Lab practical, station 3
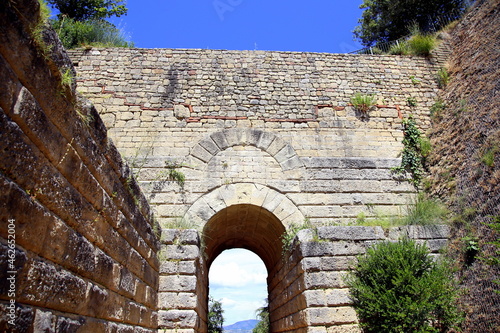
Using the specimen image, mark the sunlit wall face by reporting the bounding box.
[209,249,268,327]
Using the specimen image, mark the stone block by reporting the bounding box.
[300,241,366,257]
[325,288,352,306]
[317,226,385,241]
[198,138,220,156]
[326,325,362,333]
[388,225,450,240]
[304,271,345,289]
[159,275,197,292]
[304,290,326,307]
[158,310,197,329]
[256,131,277,150]
[164,245,200,260]
[307,307,358,325]
[210,131,230,150]
[281,155,305,171]
[319,256,355,271]
[190,144,213,163]
[267,137,287,156]
[158,292,197,309]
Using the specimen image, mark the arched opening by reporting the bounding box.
[203,204,285,271]
[202,204,286,331]
[209,249,268,328]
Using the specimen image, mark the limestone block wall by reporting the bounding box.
[274,225,449,333]
[158,230,207,333]
[0,0,160,331]
[156,225,449,333]
[68,47,448,229]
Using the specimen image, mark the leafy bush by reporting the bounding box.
[52,17,133,49]
[408,33,437,56]
[347,238,462,332]
[350,93,376,113]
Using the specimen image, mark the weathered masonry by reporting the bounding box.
[65,46,451,332]
[0,0,453,331]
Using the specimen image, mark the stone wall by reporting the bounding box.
[0,0,160,331]
[68,45,448,229]
[158,225,449,333]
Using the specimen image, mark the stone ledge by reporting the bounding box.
[317,226,385,241]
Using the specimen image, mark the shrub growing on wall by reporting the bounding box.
[347,238,462,332]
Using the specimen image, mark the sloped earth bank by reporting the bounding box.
[426,0,500,331]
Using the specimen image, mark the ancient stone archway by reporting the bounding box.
[203,203,285,271]
[158,184,306,332]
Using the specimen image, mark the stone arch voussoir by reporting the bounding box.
[182,182,305,231]
[189,128,304,171]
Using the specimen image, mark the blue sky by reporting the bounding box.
[209,249,268,326]
[108,0,365,53]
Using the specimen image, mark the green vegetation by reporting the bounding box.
[52,18,133,49]
[350,93,376,113]
[405,193,448,226]
[388,41,410,55]
[281,219,314,256]
[346,238,462,332]
[392,116,427,188]
[410,75,421,85]
[430,98,446,120]
[407,32,437,56]
[253,301,270,333]
[33,0,53,56]
[437,67,450,88]
[354,0,467,47]
[480,145,498,167]
[356,193,448,228]
[161,218,196,231]
[165,161,186,187]
[208,297,224,333]
[407,96,418,107]
[48,0,127,21]
[60,67,74,87]
[46,0,133,49]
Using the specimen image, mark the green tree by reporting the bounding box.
[354,0,467,47]
[48,0,127,21]
[346,238,462,332]
[208,297,224,333]
[253,300,270,333]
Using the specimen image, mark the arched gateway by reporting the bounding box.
[158,183,305,331]
[68,47,451,332]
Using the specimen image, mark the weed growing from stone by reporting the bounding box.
[437,67,450,88]
[392,116,427,188]
[407,96,418,107]
[281,219,314,257]
[409,75,421,85]
[350,93,376,114]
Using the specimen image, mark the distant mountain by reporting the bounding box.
[223,319,259,332]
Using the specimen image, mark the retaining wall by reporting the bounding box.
[0,0,160,331]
